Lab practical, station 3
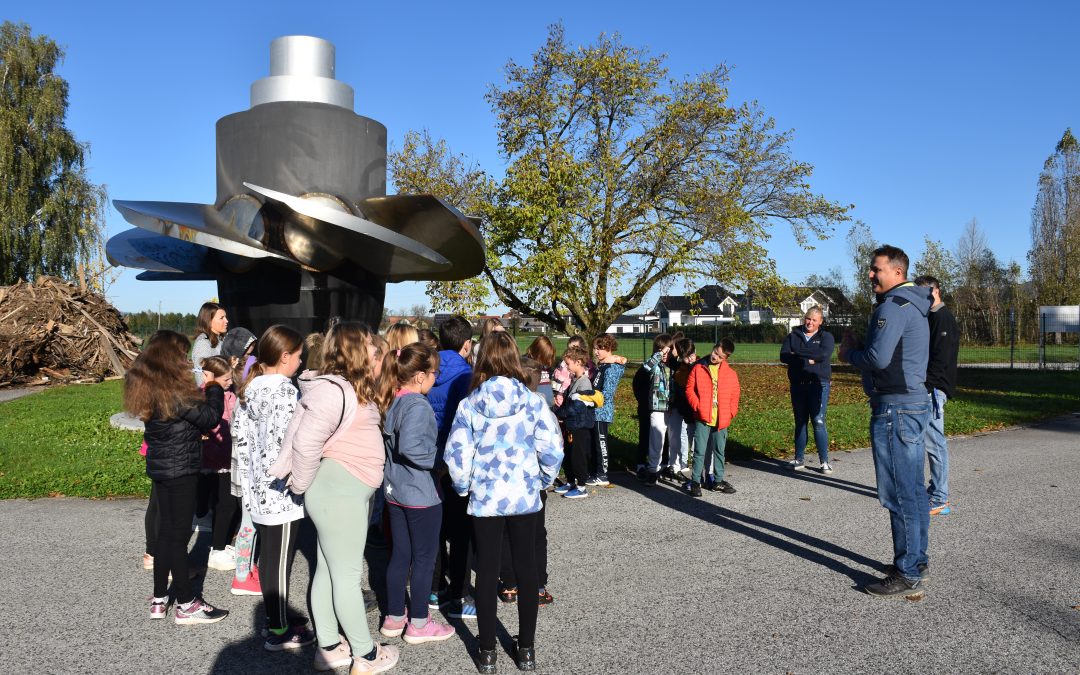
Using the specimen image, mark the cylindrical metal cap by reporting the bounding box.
[251,35,354,110]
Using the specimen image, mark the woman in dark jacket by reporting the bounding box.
[779,306,835,474]
[125,330,229,625]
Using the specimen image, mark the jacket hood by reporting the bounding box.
[244,373,294,402]
[296,370,350,396]
[220,327,257,359]
[472,376,535,420]
[881,282,933,317]
[435,350,471,388]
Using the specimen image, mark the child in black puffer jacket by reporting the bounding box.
[125,329,229,625]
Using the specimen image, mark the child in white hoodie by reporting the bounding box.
[232,325,312,652]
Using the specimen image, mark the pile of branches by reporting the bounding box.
[0,276,142,386]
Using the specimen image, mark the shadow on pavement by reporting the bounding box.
[610,471,881,585]
[732,454,879,499]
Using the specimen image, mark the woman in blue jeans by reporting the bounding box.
[780,306,835,473]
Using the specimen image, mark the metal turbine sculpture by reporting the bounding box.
[107,36,484,334]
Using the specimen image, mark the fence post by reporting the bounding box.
[1039,311,1045,370]
[1009,307,1015,369]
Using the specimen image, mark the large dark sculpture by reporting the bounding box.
[107,36,484,334]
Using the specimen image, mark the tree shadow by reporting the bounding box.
[609,472,881,586]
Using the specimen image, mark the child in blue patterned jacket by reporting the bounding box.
[445,331,564,674]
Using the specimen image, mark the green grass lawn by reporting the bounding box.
[1,367,1077,499]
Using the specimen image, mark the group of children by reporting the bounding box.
[126,310,574,674]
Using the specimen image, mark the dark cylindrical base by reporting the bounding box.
[217,263,385,338]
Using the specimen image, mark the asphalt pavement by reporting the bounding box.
[2,414,1079,674]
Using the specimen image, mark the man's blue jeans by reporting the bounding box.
[925,389,949,507]
[791,380,830,464]
[869,398,931,580]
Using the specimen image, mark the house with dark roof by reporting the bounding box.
[604,312,661,335]
[654,285,743,331]
[654,284,854,329]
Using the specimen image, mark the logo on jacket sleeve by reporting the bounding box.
[877,318,887,329]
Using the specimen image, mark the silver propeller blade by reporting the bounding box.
[106,228,212,273]
[243,182,449,267]
[113,199,293,262]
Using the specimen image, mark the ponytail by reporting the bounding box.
[237,324,303,401]
[376,343,439,415]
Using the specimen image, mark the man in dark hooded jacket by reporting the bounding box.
[841,245,932,599]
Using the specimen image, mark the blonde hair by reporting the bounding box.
[304,333,325,372]
[320,322,379,406]
[385,323,419,352]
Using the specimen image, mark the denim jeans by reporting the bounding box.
[869,398,931,580]
[925,389,949,507]
[791,380,831,464]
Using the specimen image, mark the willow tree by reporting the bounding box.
[1030,128,1080,305]
[0,22,107,287]
[392,25,850,339]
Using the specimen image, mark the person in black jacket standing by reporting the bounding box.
[780,306,836,473]
[125,330,229,625]
[915,276,960,516]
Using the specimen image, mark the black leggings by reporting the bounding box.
[433,474,473,599]
[474,512,540,651]
[205,474,240,551]
[152,474,198,603]
[256,520,302,631]
[500,491,548,588]
[145,482,159,557]
[593,421,610,477]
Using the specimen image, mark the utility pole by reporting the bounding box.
[157,301,162,329]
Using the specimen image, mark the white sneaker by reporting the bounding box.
[788,460,805,471]
[820,462,833,475]
[207,547,236,571]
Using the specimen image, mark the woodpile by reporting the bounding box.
[0,276,142,386]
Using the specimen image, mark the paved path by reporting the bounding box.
[0,387,42,403]
[2,415,1080,674]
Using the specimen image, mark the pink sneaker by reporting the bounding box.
[350,643,399,674]
[379,615,407,638]
[403,618,454,644]
[231,565,261,596]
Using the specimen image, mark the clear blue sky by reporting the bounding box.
[10,1,1079,314]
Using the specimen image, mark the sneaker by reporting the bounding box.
[563,486,589,499]
[208,546,237,571]
[403,618,454,644]
[636,469,658,484]
[350,643,400,674]
[142,553,154,571]
[174,597,229,625]
[264,624,316,651]
[883,563,930,582]
[514,638,536,672]
[260,616,310,638]
[788,459,805,471]
[584,475,609,487]
[149,596,169,620]
[703,477,716,491]
[231,565,262,596]
[538,588,553,605]
[658,466,676,481]
[714,480,736,494]
[686,481,702,497]
[428,590,449,610]
[498,585,518,604]
[446,596,477,620]
[476,648,498,675]
[380,615,407,638]
[553,483,572,495]
[864,572,925,599]
[314,638,352,671]
[820,462,834,475]
[930,502,952,516]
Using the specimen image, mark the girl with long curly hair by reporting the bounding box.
[125,330,229,625]
[269,322,399,672]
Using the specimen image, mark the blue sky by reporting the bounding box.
[9,1,1079,314]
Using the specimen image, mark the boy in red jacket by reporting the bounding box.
[685,338,740,497]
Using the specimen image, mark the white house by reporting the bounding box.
[604,313,661,334]
[655,285,742,331]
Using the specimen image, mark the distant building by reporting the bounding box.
[655,284,854,330]
[604,313,661,334]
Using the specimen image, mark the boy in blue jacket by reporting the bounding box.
[427,315,477,618]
